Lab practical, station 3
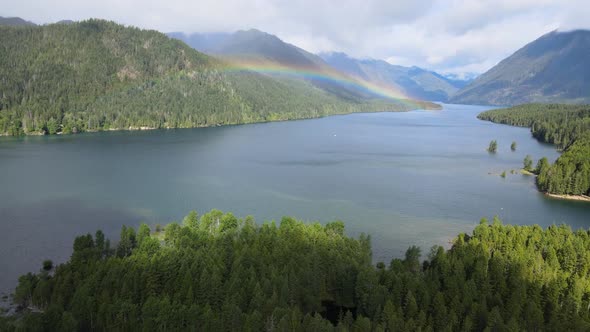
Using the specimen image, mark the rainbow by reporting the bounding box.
[218,59,418,105]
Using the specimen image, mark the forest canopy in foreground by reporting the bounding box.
[2,210,590,331]
[0,20,435,137]
[478,104,590,196]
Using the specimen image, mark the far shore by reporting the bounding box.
[1,105,439,138]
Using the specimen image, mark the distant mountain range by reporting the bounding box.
[0,16,76,26]
[170,29,382,101]
[319,52,467,102]
[6,15,588,108]
[0,16,36,26]
[175,29,590,106]
[442,73,479,88]
[170,31,470,102]
[451,30,590,106]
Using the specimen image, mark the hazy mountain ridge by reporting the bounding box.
[166,31,231,54]
[169,30,465,102]
[319,52,467,102]
[451,30,590,106]
[170,29,381,101]
[0,16,75,26]
[442,73,477,88]
[170,29,324,66]
[0,16,36,26]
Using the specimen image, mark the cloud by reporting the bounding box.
[428,0,559,34]
[1,0,587,76]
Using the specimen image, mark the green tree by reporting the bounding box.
[511,141,517,151]
[524,155,534,171]
[14,273,37,306]
[536,157,550,174]
[116,225,136,257]
[182,210,199,229]
[488,140,498,153]
[46,118,59,135]
[42,260,53,272]
[404,246,421,273]
[137,223,151,246]
[95,230,105,256]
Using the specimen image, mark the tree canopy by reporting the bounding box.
[3,210,590,331]
[478,104,590,150]
[479,104,590,196]
[487,140,497,153]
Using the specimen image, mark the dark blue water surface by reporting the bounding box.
[1,104,588,293]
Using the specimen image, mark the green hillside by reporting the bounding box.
[0,20,429,136]
[451,30,590,106]
[171,29,384,101]
[3,211,590,330]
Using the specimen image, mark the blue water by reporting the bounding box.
[0,103,588,294]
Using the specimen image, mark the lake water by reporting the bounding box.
[1,103,589,294]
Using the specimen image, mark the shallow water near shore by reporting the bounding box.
[0,103,589,294]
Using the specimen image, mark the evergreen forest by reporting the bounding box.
[0,20,434,137]
[478,104,590,196]
[2,210,590,331]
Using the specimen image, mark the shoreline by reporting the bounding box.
[519,169,590,203]
[544,193,590,203]
[0,105,440,138]
[478,110,590,204]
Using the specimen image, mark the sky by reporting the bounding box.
[2,0,589,78]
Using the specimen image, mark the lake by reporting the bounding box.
[1,103,589,294]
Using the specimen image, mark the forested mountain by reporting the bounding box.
[3,211,590,330]
[170,29,326,68]
[0,20,434,136]
[319,52,466,102]
[170,29,378,101]
[0,16,35,26]
[451,30,590,106]
[478,104,590,196]
[169,31,468,102]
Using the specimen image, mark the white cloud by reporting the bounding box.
[1,0,588,77]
